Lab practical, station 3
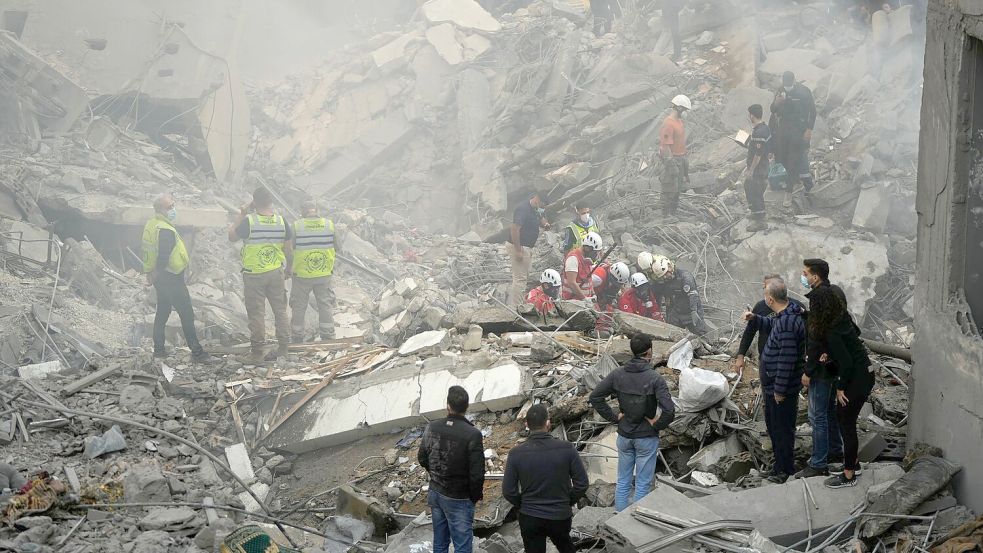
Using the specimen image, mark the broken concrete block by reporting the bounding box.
[687,434,744,472]
[421,306,448,330]
[426,23,464,65]
[463,325,483,351]
[398,330,449,357]
[690,471,721,487]
[857,431,889,462]
[266,358,530,453]
[394,278,419,297]
[224,443,255,482]
[337,485,395,535]
[138,507,198,531]
[238,482,270,514]
[124,463,170,503]
[852,182,893,233]
[412,45,453,106]
[555,300,599,330]
[119,384,155,415]
[602,482,724,551]
[613,312,688,342]
[461,34,491,60]
[378,293,406,319]
[371,32,420,69]
[17,360,64,380]
[583,428,619,484]
[464,149,509,213]
[572,506,616,536]
[546,162,592,187]
[422,0,502,32]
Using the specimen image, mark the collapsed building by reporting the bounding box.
[1,0,981,552]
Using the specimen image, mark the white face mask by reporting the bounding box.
[580,214,591,225]
[784,86,793,93]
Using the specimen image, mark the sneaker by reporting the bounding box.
[828,463,863,476]
[190,350,214,364]
[241,350,266,365]
[767,473,789,484]
[793,466,827,479]
[153,349,168,359]
[824,473,859,489]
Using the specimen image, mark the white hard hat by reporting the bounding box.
[630,272,649,288]
[671,94,692,111]
[540,269,562,287]
[583,231,602,250]
[636,252,654,272]
[651,255,673,281]
[610,262,631,285]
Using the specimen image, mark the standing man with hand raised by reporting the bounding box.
[509,191,550,306]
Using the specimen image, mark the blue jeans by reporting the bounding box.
[615,434,660,512]
[428,489,475,553]
[808,379,843,469]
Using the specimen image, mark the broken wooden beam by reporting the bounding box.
[61,361,124,397]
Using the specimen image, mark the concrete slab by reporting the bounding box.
[266,358,529,453]
[422,0,502,32]
[614,312,689,342]
[398,330,449,356]
[457,69,492,152]
[728,223,889,322]
[2,220,52,263]
[224,443,255,481]
[693,463,905,546]
[583,427,619,484]
[687,434,744,472]
[602,483,725,553]
[17,360,64,380]
[371,32,420,70]
[426,23,463,65]
[852,182,893,232]
[721,87,774,132]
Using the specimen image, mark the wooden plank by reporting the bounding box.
[19,380,73,419]
[61,362,123,397]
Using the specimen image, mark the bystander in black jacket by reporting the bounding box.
[502,432,589,520]
[588,357,675,438]
[418,414,485,502]
[805,281,850,380]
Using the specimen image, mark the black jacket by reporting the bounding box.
[418,414,485,502]
[804,282,850,380]
[588,357,675,438]
[502,432,589,520]
[824,314,873,392]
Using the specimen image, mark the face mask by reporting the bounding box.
[784,86,793,93]
[536,207,545,216]
[644,300,654,308]
[800,274,811,290]
[545,286,559,299]
[580,214,591,225]
[165,207,177,222]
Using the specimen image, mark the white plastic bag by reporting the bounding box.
[675,367,728,412]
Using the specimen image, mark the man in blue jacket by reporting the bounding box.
[588,335,675,511]
[503,404,589,553]
[743,279,806,483]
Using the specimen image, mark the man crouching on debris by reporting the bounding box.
[503,404,589,553]
[142,194,211,363]
[742,279,806,483]
[229,187,293,362]
[419,385,485,553]
[588,335,675,512]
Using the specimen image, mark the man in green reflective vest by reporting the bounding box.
[228,187,293,362]
[289,199,336,343]
[561,204,600,253]
[142,194,211,363]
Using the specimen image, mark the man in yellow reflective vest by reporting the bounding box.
[561,204,600,253]
[228,187,293,362]
[289,199,336,342]
[141,194,211,363]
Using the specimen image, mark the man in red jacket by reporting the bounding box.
[562,232,602,301]
[527,269,561,316]
[618,273,664,321]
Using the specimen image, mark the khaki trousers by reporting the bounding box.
[508,246,533,306]
[243,268,290,351]
[289,275,336,341]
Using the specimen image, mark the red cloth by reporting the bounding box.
[526,287,555,315]
[562,249,594,300]
[618,288,665,321]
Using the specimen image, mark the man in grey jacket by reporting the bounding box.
[589,335,675,511]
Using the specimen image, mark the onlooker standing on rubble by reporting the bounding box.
[503,404,589,553]
[589,335,675,512]
[509,191,551,306]
[562,232,603,301]
[744,104,772,231]
[662,0,685,60]
[228,187,293,362]
[659,95,692,217]
[770,72,817,201]
[289,199,336,343]
[802,258,849,308]
[562,204,600,254]
[733,274,800,373]
[648,255,708,333]
[742,280,806,483]
[142,194,211,363]
[419,386,485,553]
[802,286,874,489]
[590,0,622,36]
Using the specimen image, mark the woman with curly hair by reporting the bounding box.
[806,285,875,489]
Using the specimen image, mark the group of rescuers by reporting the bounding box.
[141,187,337,364]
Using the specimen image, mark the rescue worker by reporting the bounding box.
[659,95,691,217]
[527,269,562,316]
[636,252,655,279]
[618,273,665,321]
[649,255,708,333]
[228,187,293,362]
[289,199,336,343]
[662,0,685,60]
[142,194,211,363]
[562,232,603,301]
[561,205,600,254]
[770,72,817,201]
[744,104,772,232]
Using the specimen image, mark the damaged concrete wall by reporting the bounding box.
[910,0,983,513]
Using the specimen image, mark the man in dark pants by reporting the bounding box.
[503,404,589,553]
[662,0,684,60]
[590,0,622,36]
[770,72,817,200]
[418,386,485,553]
[742,279,806,482]
[141,194,211,363]
[744,104,772,231]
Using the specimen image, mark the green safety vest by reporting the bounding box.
[141,215,189,275]
[241,213,286,274]
[566,221,599,251]
[292,217,336,278]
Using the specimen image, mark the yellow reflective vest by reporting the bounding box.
[141,215,189,275]
[241,213,287,274]
[292,217,336,278]
[566,221,599,251]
